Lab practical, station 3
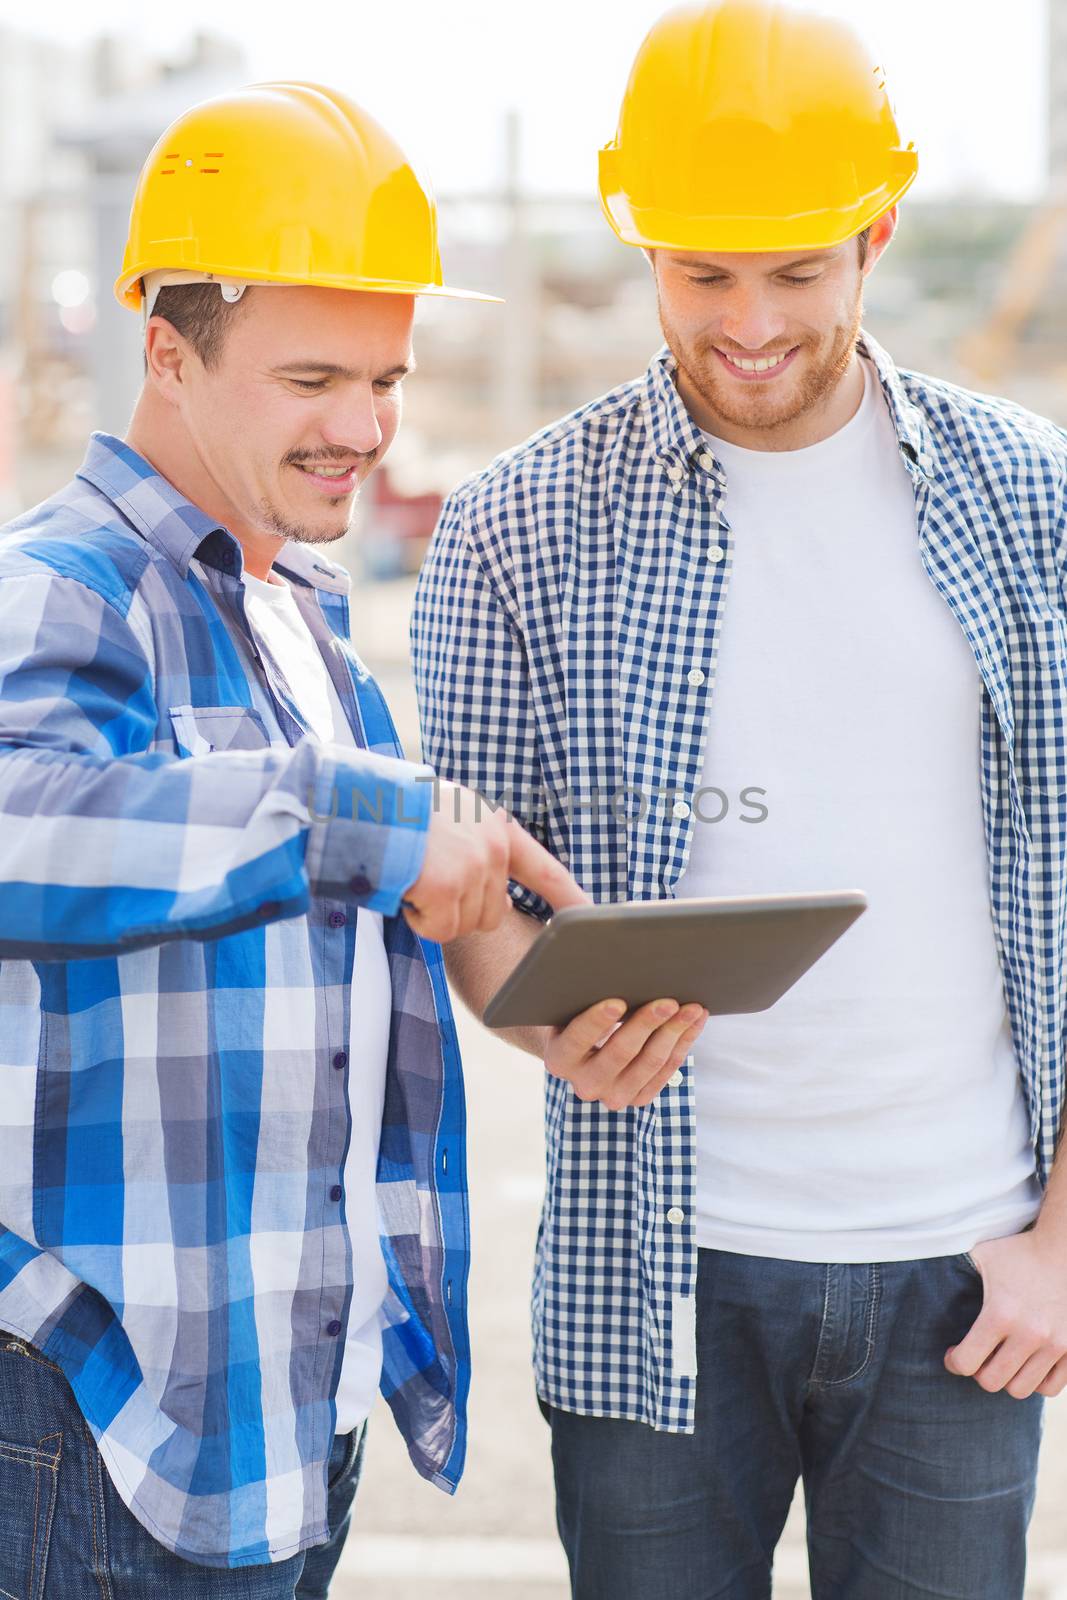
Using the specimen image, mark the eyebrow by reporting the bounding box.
[777,252,841,269]
[270,359,416,380]
[669,251,841,272]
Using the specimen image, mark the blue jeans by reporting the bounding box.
[543,1248,1044,1600]
[0,1331,364,1597]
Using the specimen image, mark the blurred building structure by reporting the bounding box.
[1051,0,1067,180]
[0,27,91,515]
[955,0,1067,402]
[0,29,246,514]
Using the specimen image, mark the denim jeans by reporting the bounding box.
[543,1248,1044,1600]
[0,1331,365,1598]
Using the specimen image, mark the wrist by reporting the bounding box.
[497,1022,551,1059]
[1030,1215,1067,1256]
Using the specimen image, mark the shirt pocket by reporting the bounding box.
[168,704,272,758]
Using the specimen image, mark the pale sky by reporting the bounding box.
[16,0,1052,201]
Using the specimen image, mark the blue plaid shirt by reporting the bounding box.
[412,330,1067,1433]
[0,435,470,1566]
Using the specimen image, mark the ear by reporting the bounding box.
[862,207,898,277]
[143,316,191,402]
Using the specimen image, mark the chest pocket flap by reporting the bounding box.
[169,704,272,757]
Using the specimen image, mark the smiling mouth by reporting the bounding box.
[290,462,361,494]
[715,346,799,379]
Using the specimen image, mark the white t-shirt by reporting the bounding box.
[674,358,1041,1261]
[242,569,391,1431]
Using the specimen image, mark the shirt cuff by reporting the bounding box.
[305,749,434,915]
[507,878,553,924]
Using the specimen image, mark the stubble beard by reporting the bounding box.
[660,283,863,440]
[257,487,360,548]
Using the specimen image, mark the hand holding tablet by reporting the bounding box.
[539,991,712,1111]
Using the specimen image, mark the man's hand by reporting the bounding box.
[402,782,588,942]
[543,996,709,1111]
[945,1231,1067,1399]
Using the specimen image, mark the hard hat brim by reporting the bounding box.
[598,146,918,255]
[116,265,501,311]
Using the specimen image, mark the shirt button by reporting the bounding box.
[686,668,705,687]
[672,800,691,820]
[330,1185,343,1202]
[697,449,716,469]
[332,1051,348,1070]
[667,1070,684,1087]
[667,1207,685,1225]
[349,874,372,896]
[328,910,347,929]
[708,545,725,563]
[326,1320,342,1338]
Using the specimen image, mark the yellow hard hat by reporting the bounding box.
[115,81,497,309]
[599,0,918,254]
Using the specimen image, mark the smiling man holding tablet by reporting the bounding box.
[412,4,1067,1596]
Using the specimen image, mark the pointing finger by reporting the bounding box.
[506,819,589,912]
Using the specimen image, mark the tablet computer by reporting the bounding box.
[482,890,867,1030]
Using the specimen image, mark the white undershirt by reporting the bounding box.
[674,358,1041,1261]
[242,569,391,1431]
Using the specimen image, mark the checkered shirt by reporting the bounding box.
[411,330,1067,1433]
[0,435,470,1565]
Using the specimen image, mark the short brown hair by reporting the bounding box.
[149,282,252,369]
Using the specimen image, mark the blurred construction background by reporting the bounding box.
[3,1,1067,1594]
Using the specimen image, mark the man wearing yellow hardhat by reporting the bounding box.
[0,81,588,1591]
[414,4,1067,1594]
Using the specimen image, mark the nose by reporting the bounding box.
[717,285,788,352]
[320,383,382,457]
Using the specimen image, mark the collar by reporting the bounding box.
[75,432,352,594]
[640,328,937,492]
[641,348,721,492]
[856,329,937,480]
